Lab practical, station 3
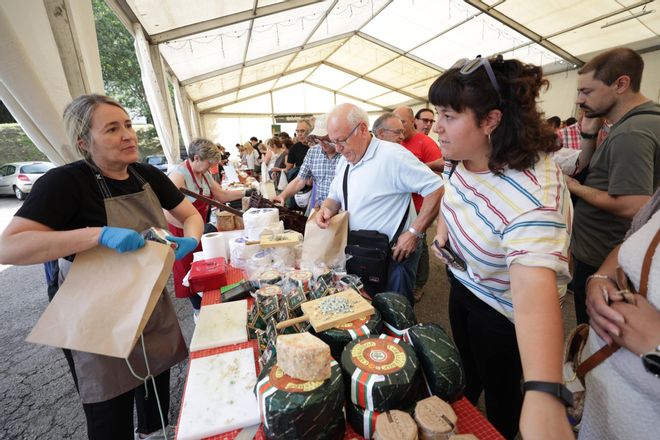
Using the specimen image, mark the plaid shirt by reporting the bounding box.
[297,145,341,202]
[558,123,581,149]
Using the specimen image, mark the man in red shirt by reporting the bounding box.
[394,106,444,301]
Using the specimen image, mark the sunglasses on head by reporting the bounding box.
[451,55,503,104]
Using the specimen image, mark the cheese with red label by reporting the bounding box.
[276,332,332,381]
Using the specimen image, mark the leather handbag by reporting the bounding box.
[563,228,660,427]
[342,165,410,297]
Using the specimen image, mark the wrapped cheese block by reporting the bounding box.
[414,395,457,440]
[372,292,417,337]
[276,332,332,381]
[347,400,381,440]
[341,335,423,412]
[316,309,383,361]
[406,323,465,402]
[374,410,417,440]
[255,360,345,440]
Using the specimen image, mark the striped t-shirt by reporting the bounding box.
[442,152,572,321]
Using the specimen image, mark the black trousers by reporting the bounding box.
[81,369,170,440]
[63,349,170,440]
[570,257,599,325]
[448,277,523,440]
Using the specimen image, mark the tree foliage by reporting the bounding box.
[92,0,151,121]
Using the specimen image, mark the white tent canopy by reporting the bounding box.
[1,0,659,163]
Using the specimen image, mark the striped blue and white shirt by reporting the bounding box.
[443,153,572,321]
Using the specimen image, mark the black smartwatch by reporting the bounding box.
[523,381,574,407]
[580,131,598,139]
[642,345,660,377]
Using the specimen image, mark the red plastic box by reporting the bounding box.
[188,257,227,292]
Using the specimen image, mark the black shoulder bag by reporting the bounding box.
[342,165,410,296]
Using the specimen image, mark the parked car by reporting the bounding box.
[144,154,168,172]
[0,161,54,200]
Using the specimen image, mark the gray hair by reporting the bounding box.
[63,94,126,161]
[346,105,369,127]
[297,118,313,134]
[372,112,399,133]
[188,138,221,162]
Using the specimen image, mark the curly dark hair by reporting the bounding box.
[428,56,559,173]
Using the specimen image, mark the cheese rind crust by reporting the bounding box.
[276,332,332,381]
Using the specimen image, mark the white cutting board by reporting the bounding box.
[177,348,261,440]
[190,300,248,352]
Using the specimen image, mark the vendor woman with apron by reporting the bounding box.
[0,94,203,440]
[165,138,247,321]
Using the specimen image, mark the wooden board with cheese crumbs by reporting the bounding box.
[276,288,374,332]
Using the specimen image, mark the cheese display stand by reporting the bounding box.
[174,208,505,440]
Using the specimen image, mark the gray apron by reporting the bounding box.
[62,164,187,403]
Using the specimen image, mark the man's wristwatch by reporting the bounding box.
[642,345,660,377]
[408,226,425,240]
[522,381,574,407]
[580,131,598,139]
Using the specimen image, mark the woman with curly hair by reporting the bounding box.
[429,56,574,439]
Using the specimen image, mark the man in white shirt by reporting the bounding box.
[317,103,444,303]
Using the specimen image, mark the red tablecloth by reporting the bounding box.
[178,268,504,440]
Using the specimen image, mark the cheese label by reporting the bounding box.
[269,364,324,393]
[336,315,369,330]
[351,339,406,374]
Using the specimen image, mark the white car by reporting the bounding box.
[0,161,54,200]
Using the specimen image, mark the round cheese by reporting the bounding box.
[255,361,345,440]
[341,335,423,412]
[406,323,465,402]
[347,399,415,440]
[372,292,417,337]
[374,410,418,440]
[316,309,383,360]
[414,395,457,440]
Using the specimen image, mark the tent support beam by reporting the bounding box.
[195,63,324,105]
[180,31,355,86]
[323,61,424,102]
[43,0,93,97]
[465,0,583,67]
[151,0,326,44]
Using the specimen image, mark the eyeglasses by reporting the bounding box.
[332,123,361,146]
[416,118,436,124]
[308,135,336,147]
[383,128,405,135]
[452,55,502,103]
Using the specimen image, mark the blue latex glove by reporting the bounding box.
[98,226,145,253]
[166,235,198,260]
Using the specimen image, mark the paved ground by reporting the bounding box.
[0,196,196,439]
[0,195,575,439]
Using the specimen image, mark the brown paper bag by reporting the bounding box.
[301,209,348,267]
[26,242,174,358]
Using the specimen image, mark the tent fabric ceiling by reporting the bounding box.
[118,0,660,115]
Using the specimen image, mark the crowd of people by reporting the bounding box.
[0,46,658,440]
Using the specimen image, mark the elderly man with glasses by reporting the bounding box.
[372,112,405,143]
[394,106,445,301]
[274,114,340,214]
[317,103,444,304]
